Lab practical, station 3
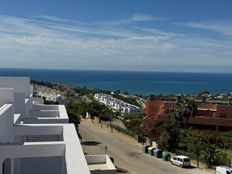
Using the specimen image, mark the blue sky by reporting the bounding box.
[0,0,232,72]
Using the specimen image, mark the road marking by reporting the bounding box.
[178,168,212,174]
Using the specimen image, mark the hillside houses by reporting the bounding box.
[94,93,141,116]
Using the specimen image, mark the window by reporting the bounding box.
[184,158,190,162]
[220,113,227,118]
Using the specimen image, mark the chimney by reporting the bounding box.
[228,97,232,106]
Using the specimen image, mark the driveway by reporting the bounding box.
[80,119,213,174]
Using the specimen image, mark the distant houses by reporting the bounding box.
[33,84,68,106]
[94,93,141,116]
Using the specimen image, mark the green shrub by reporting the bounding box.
[214,151,231,166]
[109,124,137,139]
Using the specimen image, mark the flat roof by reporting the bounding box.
[88,163,110,171]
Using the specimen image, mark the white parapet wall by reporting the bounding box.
[0,104,14,143]
[0,77,32,118]
[32,104,59,110]
[0,141,65,159]
[29,110,59,118]
[14,92,27,117]
[0,88,14,107]
[63,124,91,174]
[0,77,30,98]
[13,124,63,137]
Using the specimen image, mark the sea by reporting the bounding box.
[0,68,232,95]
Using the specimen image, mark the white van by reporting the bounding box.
[216,166,232,174]
[170,155,191,168]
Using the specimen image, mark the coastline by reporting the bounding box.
[1,68,232,95]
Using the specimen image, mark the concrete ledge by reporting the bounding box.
[86,155,106,164]
[29,110,59,117]
[32,104,59,110]
[13,125,63,136]
[0,141,65,159]
[23,118,69,124]
[86,155,117,173]
[63,124,91,174]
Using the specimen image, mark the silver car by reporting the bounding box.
[170,155,191,168]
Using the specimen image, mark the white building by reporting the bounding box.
[0,77,116,174]
[94,93,141,115]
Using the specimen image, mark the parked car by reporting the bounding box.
[216,166,232,174]
[170,155,191,168]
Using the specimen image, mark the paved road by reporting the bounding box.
[80,119,212,174]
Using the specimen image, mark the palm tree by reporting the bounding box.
[167,107,182,123]
[167,107,176,121]
[180,98,197,128]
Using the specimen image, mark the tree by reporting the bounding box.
[220,131,232,152]
[66,107,82,139]
[179,128,204,167]
[123,115,142,135]
[159,121,180,152]
[102,107,114,133]
[165,98,197,128]
[158,106,184,151]
[201,136,217,168]
[166,106,182,125]
[179,98,197,128]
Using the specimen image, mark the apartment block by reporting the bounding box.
[143,98,232,139]
[0,77,116,174]
[94,93,141,115]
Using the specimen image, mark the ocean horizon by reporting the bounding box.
[0,68,232,95]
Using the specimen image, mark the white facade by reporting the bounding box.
[0,77,116,174]
[94,93,141,115]
[32,97,44,105]
[56,94,68,106]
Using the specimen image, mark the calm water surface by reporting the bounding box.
[0,68,231,95]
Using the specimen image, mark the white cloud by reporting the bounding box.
[175,21,232,36]
[97,14,162,26]
[0,15,232,72]
[131,14,158,22]
[36,15,76,23]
